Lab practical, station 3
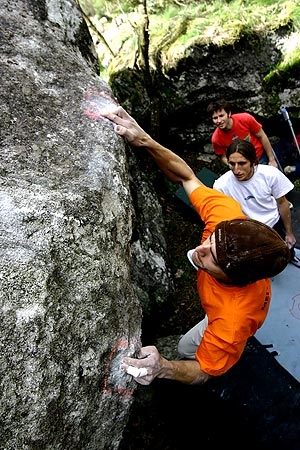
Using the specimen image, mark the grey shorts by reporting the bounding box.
[177,315,208,359]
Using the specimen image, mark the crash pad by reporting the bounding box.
[255,248,300,382]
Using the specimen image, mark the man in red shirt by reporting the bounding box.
[207,99,278,168]
[100,106,289,386]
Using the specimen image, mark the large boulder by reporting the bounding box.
[0,1,173,448]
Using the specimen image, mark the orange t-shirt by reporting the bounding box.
[189,186,272,376]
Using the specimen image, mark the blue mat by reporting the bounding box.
[255,248,300,382]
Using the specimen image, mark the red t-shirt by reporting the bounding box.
[189,186,271,376]
[212,112,264,159]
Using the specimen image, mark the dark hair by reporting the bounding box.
[207,99,232,116]
[226,139,258,165]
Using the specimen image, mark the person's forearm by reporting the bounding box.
[278,202,293,235]
[220,154,228,166]
[257,130,276,163]
[261,138,275,161]
[158,357,211,385]
[100,106,195,184]
[121,345,211,386]
[144,138,195,183]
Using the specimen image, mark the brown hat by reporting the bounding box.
[215,218,290,286]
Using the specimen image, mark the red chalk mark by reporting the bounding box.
[102,338,140,397]
[82,89,119,121]
[290,293,300,319]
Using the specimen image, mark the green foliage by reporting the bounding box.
[263,32,300,90]
[294,178,300,191]
[82,0,300,95]
[85,0,300,46]
[160,5,180,20]
[92,0,140,17]
[90,0,110,17]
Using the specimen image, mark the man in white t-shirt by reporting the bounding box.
[213,139,300,268]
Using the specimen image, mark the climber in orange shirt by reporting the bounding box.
[100,106,290,386]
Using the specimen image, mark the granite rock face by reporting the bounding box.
[0,1,172,448]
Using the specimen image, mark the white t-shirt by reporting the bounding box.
[213,165,294,227]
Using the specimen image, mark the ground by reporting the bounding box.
[119,337,300,450]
